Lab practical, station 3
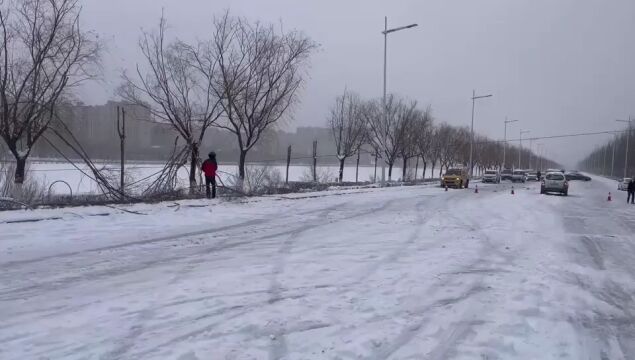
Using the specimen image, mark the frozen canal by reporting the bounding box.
[1,176,634,359]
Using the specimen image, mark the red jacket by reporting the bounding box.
[202,159,218,177]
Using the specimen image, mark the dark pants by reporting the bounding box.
[628,191,634,204]
[205,176,216,199]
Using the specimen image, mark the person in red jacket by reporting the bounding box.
[201,152,218,199]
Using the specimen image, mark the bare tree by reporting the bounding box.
[208,12,318,182]
[399,106,432,181]
[120,15,222,192]
[0,0,100,184]
[363,95,416,180]
[413,106,434,179]
[328,90,366,182]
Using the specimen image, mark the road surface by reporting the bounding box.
[1,177,634,359]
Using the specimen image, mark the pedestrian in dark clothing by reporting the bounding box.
[628,178,635,204]
[202,152,218,199]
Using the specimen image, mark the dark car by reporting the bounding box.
[565,172,591,181]
[501,168,513,181]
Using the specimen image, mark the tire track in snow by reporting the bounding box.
[0,203,350,300]
[367,191,508,359]
[265,197,405,360]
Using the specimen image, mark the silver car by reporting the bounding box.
[482,170,501,183]
[541,172,569,196]
[618,178,631,191]
[511,170,526,183]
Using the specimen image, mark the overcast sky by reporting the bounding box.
[79,0,635,167]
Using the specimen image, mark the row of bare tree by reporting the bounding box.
[328,90,558,182]
[0,0,556,197]
[0,0,317,193]
[120,12,317,191]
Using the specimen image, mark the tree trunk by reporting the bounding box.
[402,156,408,181]
[423,161,428,181]
[239,150,247,180]
[430,161,436,179]
[189,144,199,193]
[388,162,394,181]
[414,157,419,182]
[14,156,26,184]
[339,157,345,182]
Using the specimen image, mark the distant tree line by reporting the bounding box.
[0,0,558,199]
[326,90,559,182]
[579,128,634,178]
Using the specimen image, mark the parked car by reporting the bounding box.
[618,178,631,191]
[526,172,539,181]
[565,172,591,181]
[501,168,513,181]
[441,168,469,188]
[511,170,526,183]
[546,168,565,174]
[482,169,501,183]
[541,171,569,196]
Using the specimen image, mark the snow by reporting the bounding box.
[19,161,433,195]
[1,178,635,359]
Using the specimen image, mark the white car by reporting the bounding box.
[482,170,501,183]
[541,171,569,196]
[618,178,631,191]
[526,172,538,181]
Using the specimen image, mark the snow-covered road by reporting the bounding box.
[1,178,635,359]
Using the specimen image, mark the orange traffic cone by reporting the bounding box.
[607,192,612,201]
[474,184,479,194]
[511,186,515,195]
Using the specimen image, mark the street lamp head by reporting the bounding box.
[473,94,493,100]
[383,23,419,34]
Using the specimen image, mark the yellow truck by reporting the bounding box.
[441,168,469,189]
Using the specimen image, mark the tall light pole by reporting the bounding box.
[528,138,534,170]
[536,143,544,172]
[469,90,493,177]
[611,133,616,178]
[503,118,518,169]
[519,130,530,169]
[616,117,632,178]
[382,17,417,181]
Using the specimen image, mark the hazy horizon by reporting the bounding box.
[78,0,635,168]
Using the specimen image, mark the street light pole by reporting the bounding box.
[528,138,534,170]
[469,90,492,178]
[536,143,544,172]
[503,118,518,169]
[611,133,616,178]
[519,130,530,169]
[381,17,417,182]
[616,117,632,178]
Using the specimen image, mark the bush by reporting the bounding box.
[0,162,45,207]
[300,166,336,183]
[228,165,284,195]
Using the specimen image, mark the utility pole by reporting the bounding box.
[503,118,518,169]
[528,138,534,169]
[519,130,530,169]
[312,140,318,182]
[469,90,492,178]
[382,17,417,182]
[611,133,616,178]
[616,117,632,178]
[116,106,126,197]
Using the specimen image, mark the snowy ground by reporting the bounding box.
[17,161,428,195]
[1,176,635,359]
